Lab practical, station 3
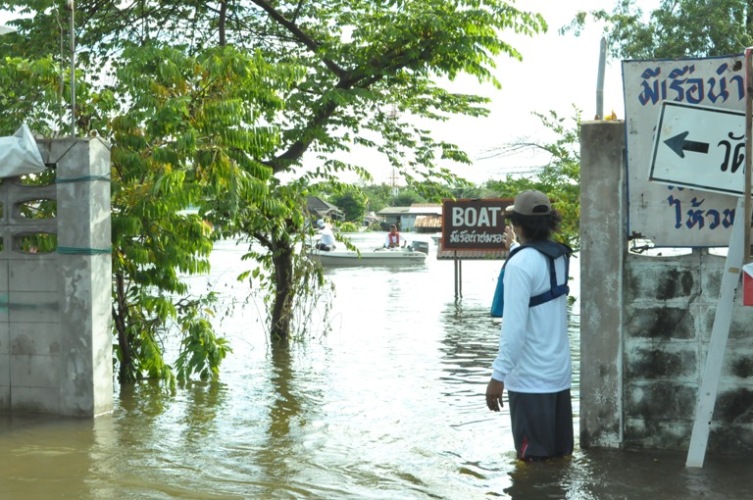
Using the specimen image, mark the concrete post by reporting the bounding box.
[579,121,626,448]
[0,137,112,418]
[55,138,113,417]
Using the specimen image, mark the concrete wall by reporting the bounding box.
[580,121,753,454]
[0,137,113,418]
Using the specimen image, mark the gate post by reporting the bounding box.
[579,121,626,448]
[55,138,113,417]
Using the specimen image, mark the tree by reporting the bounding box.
[330,188,368,224]
[393,189,426,207]
[361,184,395,213]
[0,0,548,376]
[108,45,293,382]
[230,2,547,342]
[565,0,753,59]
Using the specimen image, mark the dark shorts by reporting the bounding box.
[508,389,574,461]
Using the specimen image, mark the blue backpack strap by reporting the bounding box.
[510,240,571,307]
[529,255,570,306]
[490,240,571,317]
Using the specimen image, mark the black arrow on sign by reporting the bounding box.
[663,131,710,159]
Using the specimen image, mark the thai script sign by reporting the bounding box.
[650,102,746,196]
[441,198,511,251]
[623,55,744,246]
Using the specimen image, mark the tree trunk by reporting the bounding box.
[269,238,295,343]
[113,272,135,381]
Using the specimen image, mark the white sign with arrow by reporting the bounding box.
[649,101,746,197]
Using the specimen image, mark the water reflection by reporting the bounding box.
[255,346,304,497]
[439,301,501,413]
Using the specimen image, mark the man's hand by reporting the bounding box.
[486,378,504,412]
[503,225,515,251]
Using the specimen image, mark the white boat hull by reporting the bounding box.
[308,248,427,267]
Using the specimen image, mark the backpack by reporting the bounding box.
[490,240,572,318]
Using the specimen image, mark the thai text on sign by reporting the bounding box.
[623,55,744,247]
[441,198,511,251]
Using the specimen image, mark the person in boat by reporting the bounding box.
[315,220,336,251]
[484,189,574,462]
[384,224,407,249]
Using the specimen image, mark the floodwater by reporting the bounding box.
[1,233,751,499]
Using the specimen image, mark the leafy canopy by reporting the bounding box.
[564,0,753,59]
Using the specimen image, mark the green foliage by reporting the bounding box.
[174,293,231,384]
[0,56,84,136]
[109,43,291,381]
[564,0,753,59]
[338,221,360,232]
[392,189,426,207]
[330,189,368,223]
[484,109,582,250]
[360,184,395,212]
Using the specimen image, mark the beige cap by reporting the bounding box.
[506,190,552,216]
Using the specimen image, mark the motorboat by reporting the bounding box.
[307,246,428,267]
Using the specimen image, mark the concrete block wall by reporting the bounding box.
[624,252,753,453]
[581,120,753,455]
[624,251,713,451]
[0,137,113,418]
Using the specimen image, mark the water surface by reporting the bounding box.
[0,234,749,499]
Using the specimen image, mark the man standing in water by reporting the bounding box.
[485,190,574,462]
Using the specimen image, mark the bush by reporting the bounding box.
[338,221,359,232]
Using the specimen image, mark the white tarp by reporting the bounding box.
[0,124,45,177]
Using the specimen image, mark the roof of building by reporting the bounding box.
[306,196,344,219]
[377,203,442,216]
[377,206,411,216]
[414,214,442,229]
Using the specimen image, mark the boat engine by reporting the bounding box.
[411,240,430,255]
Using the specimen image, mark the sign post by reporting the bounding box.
[441,198,511,300]
[685,198,746,467]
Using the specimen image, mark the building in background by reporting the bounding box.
[306,196,344,222]
[377,204,442,232]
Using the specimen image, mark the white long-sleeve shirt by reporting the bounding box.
[319,226,336,246]
[491,244,571,393]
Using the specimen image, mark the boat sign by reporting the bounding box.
[441,198,511,251]
[649,101,746,196]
